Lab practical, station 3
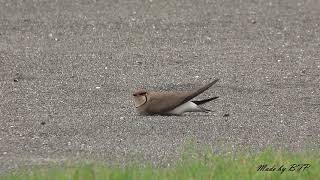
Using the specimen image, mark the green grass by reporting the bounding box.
[2,149,319,180]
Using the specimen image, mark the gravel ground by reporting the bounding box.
[0,0,320,173]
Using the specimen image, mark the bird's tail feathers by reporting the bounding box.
[192,97,219,105]
[182,79,219,104]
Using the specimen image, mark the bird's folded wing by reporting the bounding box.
[146,92,191,114]
[146,79,219,114]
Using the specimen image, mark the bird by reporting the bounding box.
[132,79,219,115]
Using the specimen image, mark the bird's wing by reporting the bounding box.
[145,91,190,114]
[181,79,219,104]
[146,79,219,114]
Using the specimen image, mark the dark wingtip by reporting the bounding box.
[209,79,219,86]
[181,79,220,104]
[197,78,219,94]
[199,79,219,92]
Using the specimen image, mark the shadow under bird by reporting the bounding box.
[133,79,219,115]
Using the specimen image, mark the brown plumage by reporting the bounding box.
[133,79,219,115]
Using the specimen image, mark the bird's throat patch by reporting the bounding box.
[135,95,147,108]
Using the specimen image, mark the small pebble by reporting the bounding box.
[223,113,230,117]
[13,79,19,82]
[40,121,46,125]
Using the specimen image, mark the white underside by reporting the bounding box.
[168,101,202,115]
